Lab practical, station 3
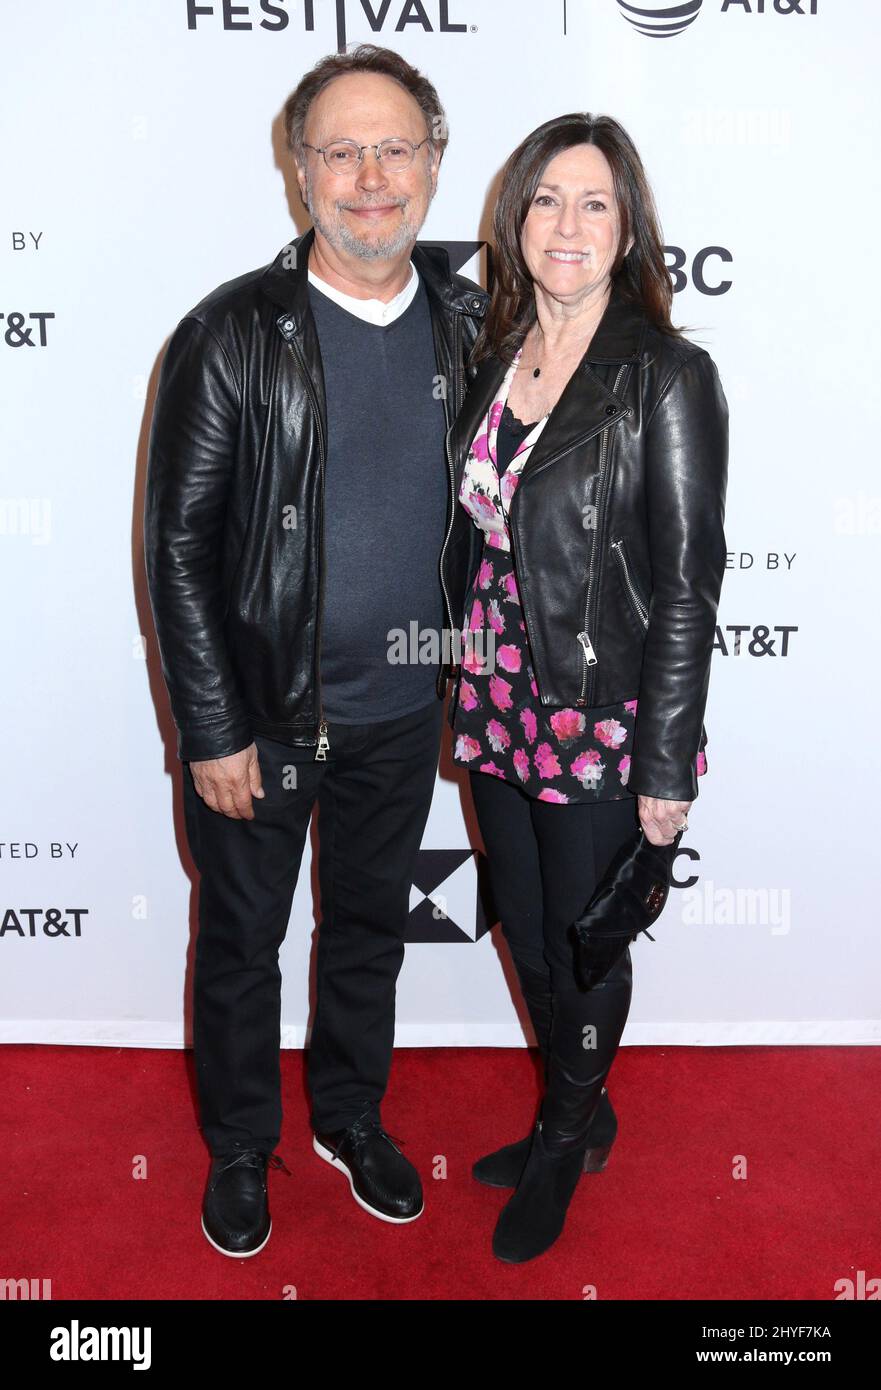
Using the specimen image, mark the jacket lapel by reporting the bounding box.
[450,282,648,488]
[515,356,629,483]
[261,227,329,429]
[448,353,509,484]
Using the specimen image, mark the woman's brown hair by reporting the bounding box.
[472,112,685,366]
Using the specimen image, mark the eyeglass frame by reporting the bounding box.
[301,136,433,173]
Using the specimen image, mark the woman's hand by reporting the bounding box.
[637,795,692,846]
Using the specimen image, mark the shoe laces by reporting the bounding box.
[330,1106,406,1162]
[215,1148,291,1177]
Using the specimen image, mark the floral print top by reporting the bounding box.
[451,347,708,804]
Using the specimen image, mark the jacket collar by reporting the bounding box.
[260,225,488,330]
[449,279,647,483]
[579,280,648,364]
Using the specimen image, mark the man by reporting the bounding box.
[144,43,488,1256]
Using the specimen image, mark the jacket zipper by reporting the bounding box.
[438,315,463,673]
[610,537,649,628]
[576,362,629,705]
[286,335,329,760]
[510,524,543,699]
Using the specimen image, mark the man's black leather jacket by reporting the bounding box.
[144,226,489,763]
[440,281,729,803]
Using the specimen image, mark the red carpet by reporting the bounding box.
[3,1043,878,1301]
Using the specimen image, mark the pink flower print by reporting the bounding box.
[594,717,627,750]
[486,719,511,753]
[519,620,526,631]
[468,492,497,520]
[538,788,570,803]
[520,708,538,744]
[512,748,530,782]
[459,679,480,712]
[496,643,522,673]
[454,734,482,763]
[478,558,494,590]
[624,699,638,715]
[487,599,505,635]
[550,708,586,743]
[471,432,490,463]
[534,742,562,779]
[696,749,707,776]
[462,644,485,675]
[529,673,539,697]
[617,754,630,785]
[489,400,504,432]
[502,570,520,604]
[488,673,514,711]
[478,761,506,778]
[500,471,519,506]
[468,598,484,632]
[571,749,604,790]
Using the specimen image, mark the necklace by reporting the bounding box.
[521,313,603,380]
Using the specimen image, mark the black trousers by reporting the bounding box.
[181,697,444,1154]
[468,771,638,1099]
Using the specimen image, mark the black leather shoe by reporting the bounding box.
[492,1122,587,1264]
[201,1148,290,1258]
[313,1112,423,1223]
[473,1086,616,1188]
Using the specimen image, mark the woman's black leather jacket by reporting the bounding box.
[440,281,729,802]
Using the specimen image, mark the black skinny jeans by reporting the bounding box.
[469,769,639,987]
[468,770,638,1138]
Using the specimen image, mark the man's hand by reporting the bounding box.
[637,794,692,846]
[189,743,265,820]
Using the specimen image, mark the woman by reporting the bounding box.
[440,113,729,1263]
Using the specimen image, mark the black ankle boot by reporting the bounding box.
[490,958,633,1262]
[473,957,622,1189]
[491,1121,588,1263]
[472,1085,616,1188]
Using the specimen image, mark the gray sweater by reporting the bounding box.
[307,277,448,722]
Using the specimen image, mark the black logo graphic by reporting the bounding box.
[186,1,472,54]
[616,0,703,39]
[406,848,496,943]
[420,241,485,277]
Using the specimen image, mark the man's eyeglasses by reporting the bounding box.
[302,137,431,174]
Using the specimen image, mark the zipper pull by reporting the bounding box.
[315,720,330,762]
[577,631,598,666]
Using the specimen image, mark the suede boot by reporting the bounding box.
[491,953,632,1262]
[472,957,617,1188]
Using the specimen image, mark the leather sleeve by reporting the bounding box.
[628,349,729,802]
[144,315,253,763]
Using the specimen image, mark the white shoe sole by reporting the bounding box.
[201,1213,272,1258]
[312,1137,424,1224]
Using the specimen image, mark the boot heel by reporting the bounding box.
[583,1142,612,1173]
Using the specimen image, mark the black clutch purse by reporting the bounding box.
[571,827,685,991]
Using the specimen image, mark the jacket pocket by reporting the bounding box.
[610,537,649,629]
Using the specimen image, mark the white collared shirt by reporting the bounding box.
[307,260,419,326]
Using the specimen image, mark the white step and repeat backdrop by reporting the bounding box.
[3,0,878,1047]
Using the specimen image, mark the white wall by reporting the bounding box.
[2,0,877,1046]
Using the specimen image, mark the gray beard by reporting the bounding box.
[314,208,416,260]
[304,175,429,261]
